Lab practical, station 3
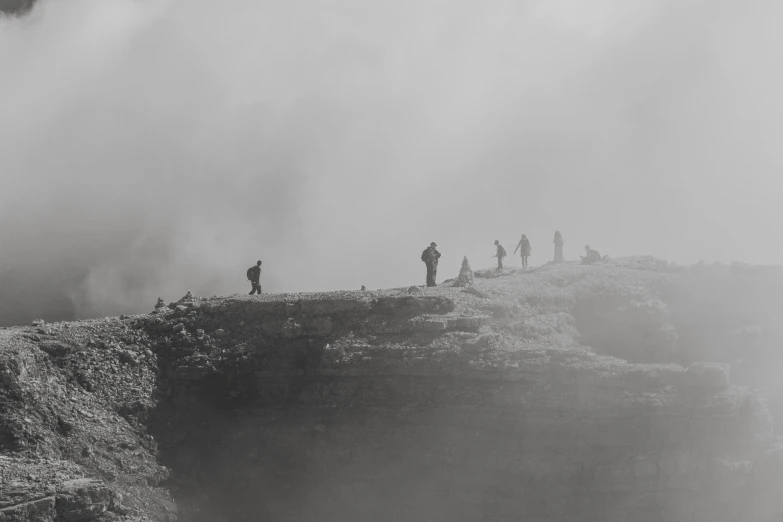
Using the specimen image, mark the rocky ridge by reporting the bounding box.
[1,256,783,521]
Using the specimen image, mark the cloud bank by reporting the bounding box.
[1,0,782,325]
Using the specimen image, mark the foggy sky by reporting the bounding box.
[1,0,782,325]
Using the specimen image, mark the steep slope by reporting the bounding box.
[2,257,783,521]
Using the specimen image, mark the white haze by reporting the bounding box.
[1,0,782,325]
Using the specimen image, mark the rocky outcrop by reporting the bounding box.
[1,257,783,521]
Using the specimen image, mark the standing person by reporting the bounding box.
[553,231,564,264]
[247,260,263,295]
[421,242,441,287]
[493,240,507,269]
[514,234,532,269]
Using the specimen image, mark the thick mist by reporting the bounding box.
[1,0,782,325]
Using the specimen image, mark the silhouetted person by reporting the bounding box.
[581,245,601,265]
[514,234,532,269]
[493,240,507,269]
[554,231,564,263]
[421,242,441,287]
[247,260,262,294]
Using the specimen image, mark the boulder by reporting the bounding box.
[118,350,136,365]
[38,341,72,357]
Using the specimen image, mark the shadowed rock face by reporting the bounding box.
[572,291,679,363]
[2,257,783,521]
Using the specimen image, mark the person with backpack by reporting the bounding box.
[514,234,532,269]
[247,260,262,295]
[421,242,441,287]
[493,240,507,269]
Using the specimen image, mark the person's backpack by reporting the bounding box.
[247,267,254,281]
[500,246,507,258]
[421,249,430,263]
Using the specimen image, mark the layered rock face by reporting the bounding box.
[2,257,783,521]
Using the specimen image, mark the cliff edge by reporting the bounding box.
[2,256,783,521]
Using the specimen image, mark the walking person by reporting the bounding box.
[247,260,263,295]
[493,240,507,270]
[553,231,564,264]
[421,242,441,287]
[514,234,532,269]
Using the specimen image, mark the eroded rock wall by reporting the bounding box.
[146,286,780,522]
[2,258,783,522]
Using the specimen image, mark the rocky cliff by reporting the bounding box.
[2,257,783,521]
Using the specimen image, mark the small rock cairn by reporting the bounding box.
[453,257,474,287]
